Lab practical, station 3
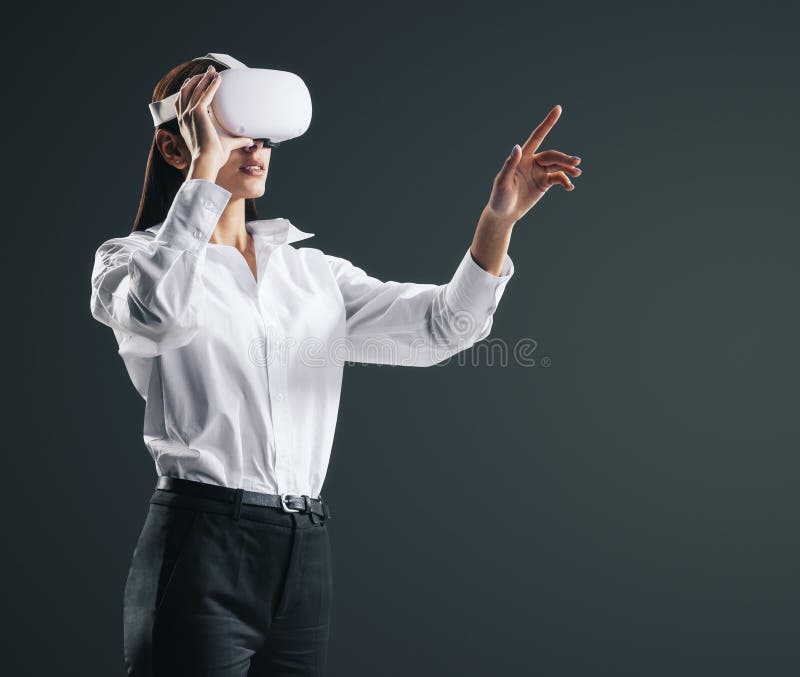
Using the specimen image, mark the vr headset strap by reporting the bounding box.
[148,53,248,127]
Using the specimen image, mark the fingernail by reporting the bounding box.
[206,65,213,72]
[183,77,190,85]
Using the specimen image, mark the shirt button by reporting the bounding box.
[193,228,203,239]
[275,392,284,401]
[203,200,217,210]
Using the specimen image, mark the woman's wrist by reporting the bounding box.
[187,158,221,183]
[470,206,515,276]
[478,204,517,233]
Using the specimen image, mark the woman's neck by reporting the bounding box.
[209,197,250,251]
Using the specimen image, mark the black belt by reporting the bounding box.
[156,476,331,520]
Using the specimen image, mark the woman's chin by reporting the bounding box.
[234,181,267,199]
[246,187,267,198]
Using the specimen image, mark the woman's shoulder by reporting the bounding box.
[289,242,347,268]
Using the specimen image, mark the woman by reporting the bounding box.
[90,55,581,677]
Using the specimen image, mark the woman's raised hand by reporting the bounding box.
[485,105,582,223]
[176,65,255,173]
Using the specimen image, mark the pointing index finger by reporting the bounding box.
[521,105,562,155]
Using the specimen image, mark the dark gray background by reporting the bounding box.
[6,1,799,675]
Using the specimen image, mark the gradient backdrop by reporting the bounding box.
[7,1,798,675]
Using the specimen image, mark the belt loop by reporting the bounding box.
[232,488,244,521]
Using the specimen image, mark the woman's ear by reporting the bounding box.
[155,129,190,171]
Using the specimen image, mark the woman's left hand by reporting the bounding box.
[485,105,582,223]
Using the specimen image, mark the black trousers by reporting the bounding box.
[123,480,333,676]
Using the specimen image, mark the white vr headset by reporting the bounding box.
[148,53,312,148]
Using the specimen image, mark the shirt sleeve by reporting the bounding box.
[89,179,232,358]
[324,246,515,367]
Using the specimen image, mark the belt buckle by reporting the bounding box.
[280,493,300,513]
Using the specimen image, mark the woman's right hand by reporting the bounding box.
[177,65,254,174]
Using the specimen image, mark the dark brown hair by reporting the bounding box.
[131,56,260,233]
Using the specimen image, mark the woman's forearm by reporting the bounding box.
[469,206,516,276]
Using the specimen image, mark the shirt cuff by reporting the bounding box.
[444,247,515,324]
[154,179,232,253]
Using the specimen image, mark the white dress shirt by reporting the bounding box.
[90,179,514,498]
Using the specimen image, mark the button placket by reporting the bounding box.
[248,268,281,492]
[268,325,292,492]
[257,266,294,495]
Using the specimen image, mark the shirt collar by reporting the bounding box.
[146,218,315,245]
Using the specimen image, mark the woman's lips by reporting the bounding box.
[239,166,265,176]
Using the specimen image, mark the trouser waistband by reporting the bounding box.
[155,476,332,522]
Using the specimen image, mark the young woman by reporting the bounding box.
[90,55,581,677]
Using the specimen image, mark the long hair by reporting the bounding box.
[131,56,260,233]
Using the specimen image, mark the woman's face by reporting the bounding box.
[158,130,272,199]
